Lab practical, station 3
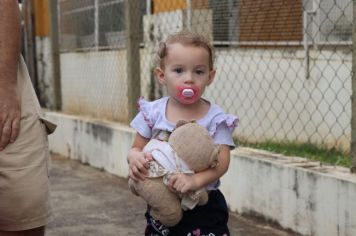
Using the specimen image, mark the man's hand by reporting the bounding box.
[0,84,20,150]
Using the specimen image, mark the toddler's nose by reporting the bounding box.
[183,73,194,83]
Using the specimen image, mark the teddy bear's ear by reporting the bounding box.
[210,145,221,168]
[176,120,188,127]
[176,120,197,128]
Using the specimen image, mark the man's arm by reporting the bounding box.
[0,0,21,150]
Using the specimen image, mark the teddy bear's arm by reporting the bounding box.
[189,144,231,189]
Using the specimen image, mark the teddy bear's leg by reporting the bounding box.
[134,178,183,227]
[198,190,209,206]
[128,178,139,196]
[150,200,183,227]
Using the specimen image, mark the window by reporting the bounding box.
[59,0,146,51]
[98,0,126,47]
[209,0,239,42]
[60,0,95,50]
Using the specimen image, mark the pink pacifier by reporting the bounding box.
[176,86,200,104]
[182,88,195,98]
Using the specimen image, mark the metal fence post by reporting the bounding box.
[49,0,62,110]
[94,0,99,49]
[186,0,192,30]
[125,0,141,122]
[351,1,356,173]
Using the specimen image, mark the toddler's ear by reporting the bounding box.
[155,67,166,85]
[207,69,216,85]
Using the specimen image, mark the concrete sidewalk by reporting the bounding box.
[46,154,297,236]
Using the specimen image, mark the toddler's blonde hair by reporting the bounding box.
[155,30,214,70]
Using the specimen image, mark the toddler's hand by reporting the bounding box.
[168,173,199,194]
[128,151,153,181]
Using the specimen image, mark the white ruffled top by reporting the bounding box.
[131,96,238,148]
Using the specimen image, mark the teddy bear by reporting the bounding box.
[128,121,220,226]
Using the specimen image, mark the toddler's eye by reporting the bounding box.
[196,70,205,75]
[174,68,183,74]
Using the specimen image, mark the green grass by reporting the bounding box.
[236,139,352,168]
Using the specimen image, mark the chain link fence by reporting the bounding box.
[57,0,353,152]
[58,0,145,122]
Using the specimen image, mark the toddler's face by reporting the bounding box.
[156,43,215,105]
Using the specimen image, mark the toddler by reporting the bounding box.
[127,30,238,236]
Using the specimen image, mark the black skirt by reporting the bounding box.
[145,189,230,236]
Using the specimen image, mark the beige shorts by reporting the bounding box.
[0,113,51,231]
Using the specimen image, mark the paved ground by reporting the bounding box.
[46,154,299,236]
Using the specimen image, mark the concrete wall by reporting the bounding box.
[45,111,356,236]
[45,112,133,177]
[222,148,356,236]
